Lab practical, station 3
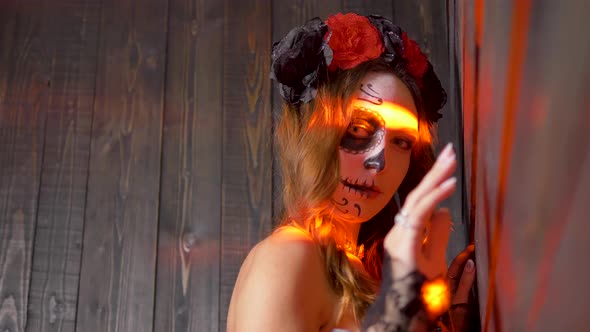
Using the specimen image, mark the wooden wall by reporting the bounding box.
[455,0,590,331]
[0,0,465,331]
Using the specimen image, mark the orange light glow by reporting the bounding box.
[354,100,419,133]
[421,278,451,317]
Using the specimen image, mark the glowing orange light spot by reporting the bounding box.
[421,278,450,317]
[352,100,419,135]
[378,101,418,131]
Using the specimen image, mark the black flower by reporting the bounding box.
[367,15,403,63]
[270,17,330,105]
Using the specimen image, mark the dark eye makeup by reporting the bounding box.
[340,106,419,154]
[340,107,385,154]
[347,118,375,139]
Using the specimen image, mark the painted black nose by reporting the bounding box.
[363,149,385,171]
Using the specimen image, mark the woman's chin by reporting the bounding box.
[331,209,380,224]
[329,192,392,223]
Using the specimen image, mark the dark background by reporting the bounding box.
[1,0,588,331]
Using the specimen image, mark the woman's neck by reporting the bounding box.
[333,220,364,259]
[338,221,361,246]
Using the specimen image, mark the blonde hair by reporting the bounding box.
[276,58,436,322]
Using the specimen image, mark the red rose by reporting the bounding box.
[401,32,429,81]
[326,13,384,71]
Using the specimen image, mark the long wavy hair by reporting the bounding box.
[276,58,436,322]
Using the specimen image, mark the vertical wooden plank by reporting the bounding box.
[0,0,51,330]
[154,0,223,330]
[272,0,341,40]
[457,0,481,241]
[390,0,468,257]
[341,0,393,17]
[474,0,590,330]
[453,0,485,328]
[220,0,272,329]
[448,0,462,211]
[452,0,482,330]
[514,2,590,330]
[473,1,513,331]
[537,152,590,332]
[24,1,101,331]
[75,0,168,331]
[270,0,341,223]
[0,0,19,104]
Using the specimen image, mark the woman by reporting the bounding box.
[227,13,476,332]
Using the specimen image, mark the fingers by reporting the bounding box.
[448,244,475,280]
[452,259,476,305]
[410,176,457,225]
[394,176,457,271]
[450,257,476,332]
[450,259,476,332]
[404,143,457,210]
[385,142,459,278]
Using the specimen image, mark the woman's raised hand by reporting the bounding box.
[384,142,457,279]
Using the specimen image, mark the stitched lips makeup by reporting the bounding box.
[340,177,382,198]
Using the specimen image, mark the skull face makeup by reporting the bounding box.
[331,72,419,222]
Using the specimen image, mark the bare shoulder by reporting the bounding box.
[227,225,332,332]
[250,226,321,269]
[235,225,328,294]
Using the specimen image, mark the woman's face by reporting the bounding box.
[330,71,419,223]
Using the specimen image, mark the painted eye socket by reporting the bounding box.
[346,119,375,139]
[339,107,386,153]
[348,125,370,139]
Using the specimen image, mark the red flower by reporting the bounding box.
[401,32,429,81]
[325,13,384,71]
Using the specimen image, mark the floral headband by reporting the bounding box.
[270,13,447,124]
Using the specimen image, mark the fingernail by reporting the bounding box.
[465,259,474,272]
[441,177,457,190]
[440,145,456,165]
[441,142,453,157]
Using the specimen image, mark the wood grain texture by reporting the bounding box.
[515,2,590,329]
[0,0,19,106]
[154,0,223,330]
[0,0,51,330]
[391,0,469,258]
[75,0,168,331]
[454,0,480,242]
[450,0,483,329]
[474,0,590,330]
[341,0,393,17]
[472,2,514,330]
[220,0,273,329]
[25,1,101,331]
